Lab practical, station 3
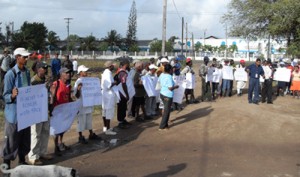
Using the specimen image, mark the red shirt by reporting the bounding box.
[53,80,71,107]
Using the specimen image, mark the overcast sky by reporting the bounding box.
[0,0,230,40]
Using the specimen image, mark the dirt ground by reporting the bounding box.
[1,67,300,177]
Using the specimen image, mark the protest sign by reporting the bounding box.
[173,75,186,103]
[81,77,102,107]
[222,66,234,80]
[17,84,48,131]
[273,68,291,82]
[186,73,195,89]
[212,69,222,83]
[50,100,81,135]
[126,77,136,99]
[141,75,158,97]
[234,68,248,82]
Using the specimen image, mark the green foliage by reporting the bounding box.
[12,22,48,50]
[98,42,109,51]
[67,34,80,51]
[79,35,97,51]
[128,43,140,52]
[126,0,137,50]
[195,42,202,52]
[47,31,60,50]
[102,30,123,51]
[150,40,173,53]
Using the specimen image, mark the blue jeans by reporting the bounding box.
[222,79,231,96]
[248,78,260,102]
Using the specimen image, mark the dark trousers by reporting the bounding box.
[2,121,31,162]
[248,78,260,102]
[160,94,172,129]
[229,80,234,96]
[117,96,128,123]
[0,70,6,97]
[262,79,273,102]
[212,82,219,98]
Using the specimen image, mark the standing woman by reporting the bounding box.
[158,64,179,130]
[290,65,300,98]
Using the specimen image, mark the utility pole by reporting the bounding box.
[267,34,271,60]
[161,0,167,56]
[225,24,228,59]
[191,32,195,60]
[64,17,73,53]
[181,17,184,56]
[203,29,207,46]
[185,23,188,54]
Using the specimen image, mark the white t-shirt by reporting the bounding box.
[73,60,78,71]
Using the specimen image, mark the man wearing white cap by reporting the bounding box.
[74,65,101,144]
[156,58,169,77]
[145,64,158,118]
[101,61,117,135]
[2,48,31,168]
[127,59,140,118]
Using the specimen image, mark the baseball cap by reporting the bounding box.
[59,67,71,74]
[240,60,245,63]
[160,58,169,63]
[77,65,89,74]
[149,64,158,70]
[104,61,113,68]
[14,48,31,56]
[186,57,192,63]
[36,61,48,69]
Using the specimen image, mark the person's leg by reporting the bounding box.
[145,96,152,116]
[40,121,51,159]
[159,94,172,129]
[151,97,157,115]
[253,79,260,103]
[18,126,31,164]
[28,123,42,161]
[248,78,255,103]
[261,81,267,102]
[267,80,273,103]
[2,122,19,169]
[222,80,227,97]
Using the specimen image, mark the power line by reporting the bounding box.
[171,0,182,20]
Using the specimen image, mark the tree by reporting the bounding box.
[79,35,97,51]
[102,30,122,51]
[12,22,48,50]
[67,34,80,51]
[129,43,140,52]
[98,42,109,51]
[195,42,202,52]
[150,40,173,53]
[126,0,137,50]
[47,31,60,50]
[168,36,179,43]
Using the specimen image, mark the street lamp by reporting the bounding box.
[64,17,73,53]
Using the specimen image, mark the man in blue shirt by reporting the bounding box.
[51,53,61,80]
[246,58,265,104]
[2,48,31,169]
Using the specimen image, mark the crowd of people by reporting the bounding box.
[0,47,299,173]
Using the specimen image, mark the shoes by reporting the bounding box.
[158,127,169,131]
[261,100,266,103]
[40,154,53,160]
[118,123,129,129]
[253,101,259,105]
[105,129,117,135]
[28,159,43,165]
[58,143,70,151]
[89,133,101,140]
[192,100,200,104]
[267,101,273,104]
[78,136,88,144]
[144,115,153,120]
[123,120,132,125]
[186,100,190,104]
[135,117,145,122]
[54,148,62,156]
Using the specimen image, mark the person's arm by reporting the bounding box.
[3,70,17,103]
[180,67,188,75]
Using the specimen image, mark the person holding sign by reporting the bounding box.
[145,64,158,118]
[199,56,210,101]
[49,67,72,155]
[235,60,247,96]
[158,64,179,130]
[28,62,53,165]
[246,58,265,104]
[2,48,31,169]
[101,61,118,135]
[221,59,234,97]
[74,65,101,144]
[181,57,199,104]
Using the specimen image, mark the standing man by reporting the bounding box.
[246,58,265,104]
[49,67,72,155]
[61,55,73,84]
[72,58,78,76]
[28,62,53,165]
[101,61,117,135]
[51,53,61,81]
[261,60,274,104]
[236,60,247,96]
[0,48,13,97]
[115,59,131,129]
[199,56,210,101]
[2,48,31,169]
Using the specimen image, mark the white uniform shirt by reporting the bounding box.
[101,69,116,109]
[73,60,78,71]
[263,65,272,79]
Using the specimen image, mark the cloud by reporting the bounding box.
[0,0,230,40]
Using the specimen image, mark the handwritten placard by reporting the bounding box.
[185,73,195,89]
[50,100,81,135]
[81,77,102,107]
[173,75,186,103]
[17,84,48,131]
[141,75,158,97]
[273,68,291,82]
[234,68,248,82]
[222,66,234,80]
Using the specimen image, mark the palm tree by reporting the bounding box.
[102,30,122,51]
[47,31,60,50]
[80,35,97,51]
